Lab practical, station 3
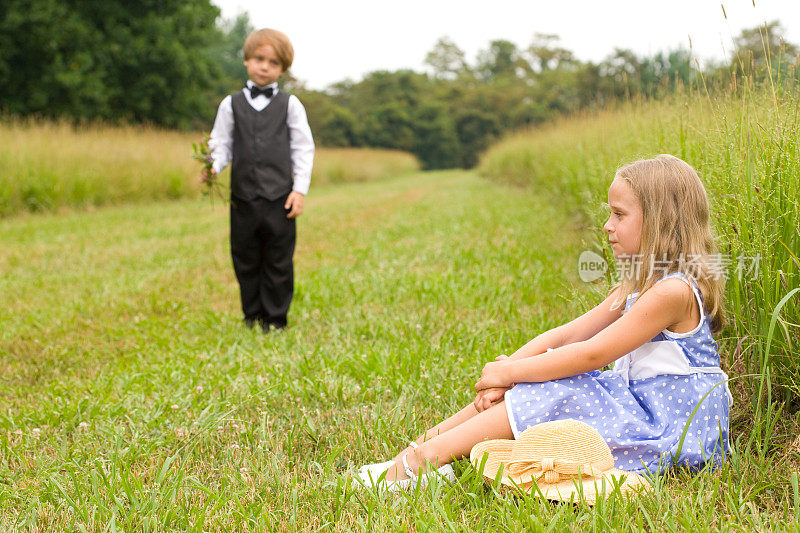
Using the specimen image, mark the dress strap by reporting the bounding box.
[657,272,704,311]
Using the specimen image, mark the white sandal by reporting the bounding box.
[357,441,419,475]
[355,447,456,492]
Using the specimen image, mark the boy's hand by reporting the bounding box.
[285,191,304,218]
[200,167,217,184]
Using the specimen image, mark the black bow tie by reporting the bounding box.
[249,85,274,98]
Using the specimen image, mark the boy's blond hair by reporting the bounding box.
[243,28,294,71]
[612,155,725,333]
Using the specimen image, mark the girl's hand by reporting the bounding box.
[475,360,512,392]
[473,387,509,412]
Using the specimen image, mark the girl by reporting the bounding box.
[357,155,731,491]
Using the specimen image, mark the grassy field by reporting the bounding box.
[1,166,799,529]
[0,119,419,217]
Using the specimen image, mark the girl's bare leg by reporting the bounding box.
[388,402,484,463]
[383,402,512,481]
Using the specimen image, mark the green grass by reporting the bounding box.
[1,171,799,529]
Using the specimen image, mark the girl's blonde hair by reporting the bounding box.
[611,155,725,333]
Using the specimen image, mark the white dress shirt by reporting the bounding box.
[208,81,315,195]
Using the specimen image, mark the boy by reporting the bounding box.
[202,28,314,332]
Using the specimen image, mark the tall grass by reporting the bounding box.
[309,147,419,187]
[478,85,800,439]
[0,119,419,217]
[1,120,197,215]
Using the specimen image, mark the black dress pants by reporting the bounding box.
[230,194,295,328]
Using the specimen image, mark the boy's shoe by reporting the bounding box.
[257,319,286,333]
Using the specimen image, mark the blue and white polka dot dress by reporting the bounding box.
[504,273,731,474]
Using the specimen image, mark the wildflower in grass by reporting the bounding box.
[78,422,88,430]
[195,384,204,394]
[31,428,41,439]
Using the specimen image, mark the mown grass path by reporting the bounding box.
[1,171,790,529]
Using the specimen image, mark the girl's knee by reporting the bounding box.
[417,441,449,468]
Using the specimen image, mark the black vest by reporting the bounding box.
[230,90,293,201]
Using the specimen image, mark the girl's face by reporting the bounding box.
[604,178,643,259]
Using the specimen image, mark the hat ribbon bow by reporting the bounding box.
[507,455,611,484]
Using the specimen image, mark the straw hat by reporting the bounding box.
[470,420,649,504]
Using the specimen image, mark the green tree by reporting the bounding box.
[574,62,618,107]
[367,103,415,151]
[0,0,108,118]
[598,48,643,100]
[323,107,361,147]
[298,89,361,147]
[0,0,222,128]
[412,102,460,169]
[454,109,501,168]
[638,49,693,95]
[730,21,799,79]
[424,37,469,80]
[527,33,575,72]
[477,40,526,81]
[733,20,798,67]
[209,12,253,95]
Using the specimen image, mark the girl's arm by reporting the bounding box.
[506,289,624,361]
[472,289,624,412]
[476,279,693,389]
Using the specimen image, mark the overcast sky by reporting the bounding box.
[212,0,800,90]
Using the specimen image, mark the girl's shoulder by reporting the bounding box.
[649,276,696,303]
[654,272,703,305]
[626,274,697,316]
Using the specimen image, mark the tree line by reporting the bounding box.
[1,2,797,168]
[295,22,798,169]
